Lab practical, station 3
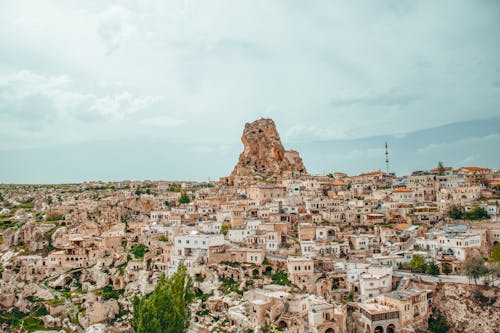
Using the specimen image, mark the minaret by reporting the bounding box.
[385,142,389,174]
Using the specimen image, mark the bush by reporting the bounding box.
[428,311,450,333]
[96,285,125,300]
[271,271,290,286]
[157,235,169,242]
[130,245,148,259]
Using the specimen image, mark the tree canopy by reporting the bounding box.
[448,205,489,220]
[437,161,445,176]
[178,191,191,205]
[132,265,194,333]
[488,243,500,264]
[409,254,427,273]
[462,253,489,284]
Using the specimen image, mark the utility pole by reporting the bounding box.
[385,142,389,174]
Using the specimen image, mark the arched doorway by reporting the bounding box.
[387,324,396,333]
[252,269,259,276]
[278,320,287,329]
[325,328,335,333]
[374,326,384,333]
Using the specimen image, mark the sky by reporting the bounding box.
[1,0,499,183]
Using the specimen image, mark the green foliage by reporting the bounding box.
[178,191,191,204]
[271,271,290,286]
[18,200,34,209]
[488,243,500,264]
[326,173,334,178]
[168,184,182,192]
[195,289,212,302]
[449,205,489,220]
[220,261,241,267]
[130,244,148,259]
[428,311,450,333]
[409,254,427,273]
[45,211,65,222]
[437,161,445,176]
[96,285,125,300]
[442,264,452,275]
[0,305,48,332]
[425,261,440,276]
[220,224,230,235]
[220,277,241,294]
[132,265,194,333]
[448,206,463,219]
[157,235,169,242]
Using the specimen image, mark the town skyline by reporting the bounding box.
[1,1,500,183]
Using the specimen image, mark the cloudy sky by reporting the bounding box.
[1,0,499,183]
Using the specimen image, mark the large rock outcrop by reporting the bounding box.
[230,119,307,182]
[431,283,499,333]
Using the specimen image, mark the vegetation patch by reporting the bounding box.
[0,305,48,332]
[130,244,148,259]
[96,285,125,300]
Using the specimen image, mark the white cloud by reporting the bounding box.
[139,115,184,127]
[98,5,136,54]
[0,70,164,148]
[417,135,500,154]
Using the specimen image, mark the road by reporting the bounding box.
[393,270,500,287]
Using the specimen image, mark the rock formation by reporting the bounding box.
[230,118,307,182]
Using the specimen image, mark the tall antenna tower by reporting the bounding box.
[385,142,389,174]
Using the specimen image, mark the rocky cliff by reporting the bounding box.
[431,283,499,333]
[229,118,307,181]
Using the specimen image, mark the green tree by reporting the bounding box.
[178,191,190,204]
[426,261,440,276]
[220,224,230,235]
[449,205,489,220]
[437,161,445,176]
[130,244,148,259]
[448,206,464,219]
[488,243,500,264]
[488,243,500,277]
[132,265,194,333]
[442,264,452,275]
[464,206,489,220]
[271,271,290,286]
[428,311,450,333]
[462,253,489,284]
[409,254,428,273]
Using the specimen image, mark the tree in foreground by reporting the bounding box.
[132,265,194,333]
